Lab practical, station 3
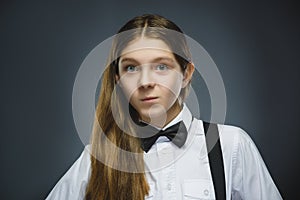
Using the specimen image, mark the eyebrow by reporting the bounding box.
[119,57,175,64]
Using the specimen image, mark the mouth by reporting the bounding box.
[141,96,159,102]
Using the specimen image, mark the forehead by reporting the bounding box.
[119,38,175,63]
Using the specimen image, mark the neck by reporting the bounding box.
[141,102,182,128]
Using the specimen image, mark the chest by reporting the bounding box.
[144,134,217,200]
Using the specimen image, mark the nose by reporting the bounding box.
[139,67,155,89]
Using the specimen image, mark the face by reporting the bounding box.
[116,38,190,127]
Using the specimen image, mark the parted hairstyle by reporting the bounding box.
[85,14,193,200]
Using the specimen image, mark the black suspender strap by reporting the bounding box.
[203,121,226,200]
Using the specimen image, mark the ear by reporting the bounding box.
[115,74,121,85]
[182,62,195,88]
[115,74,120,81]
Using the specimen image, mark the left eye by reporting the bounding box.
[155,64,169,71]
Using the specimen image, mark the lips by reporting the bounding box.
[141,96,158,102]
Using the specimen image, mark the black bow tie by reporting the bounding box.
[137,121,188,153]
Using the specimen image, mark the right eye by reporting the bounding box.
[125,65,138,72]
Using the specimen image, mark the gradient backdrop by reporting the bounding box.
[1,0,299,199]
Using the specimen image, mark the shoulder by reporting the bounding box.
[46,145,92,200]
[63,144,92,184]
[216,123,255,148]
[61,145,92,180]
[217,123,247,137]
[213,123,259,162]
[216,124,283,199]
[216,123,264,169]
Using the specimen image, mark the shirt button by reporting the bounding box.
[204,189,209,196]
[167,183,172,191]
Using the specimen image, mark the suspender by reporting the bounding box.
[203,121,226,200]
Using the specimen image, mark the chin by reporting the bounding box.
[140,107,167,119]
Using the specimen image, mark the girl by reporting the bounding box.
[46,14,282,200]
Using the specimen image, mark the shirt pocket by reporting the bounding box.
[145,181,155,199]
[182,179,215,200]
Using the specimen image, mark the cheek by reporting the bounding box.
[162,87,179,104]
[119,80,137,99]
[122,89,134,103]
[161,75,183,96]
[119,85,140,111]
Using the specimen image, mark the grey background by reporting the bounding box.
[1,0,299,199]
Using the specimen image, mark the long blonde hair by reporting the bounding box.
[85,14,192,200]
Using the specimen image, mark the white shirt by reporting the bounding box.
[46,104,282,200]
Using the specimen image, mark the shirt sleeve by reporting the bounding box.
[231,128,283,200]
[45,146,91,200]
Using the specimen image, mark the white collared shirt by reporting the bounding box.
[46,104,282,200]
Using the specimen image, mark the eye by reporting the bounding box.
[155,64,169,71]
[125,65,139,72]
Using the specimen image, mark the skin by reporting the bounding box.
[116,37,194,128]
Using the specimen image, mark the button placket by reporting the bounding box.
[163,156,176,199]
